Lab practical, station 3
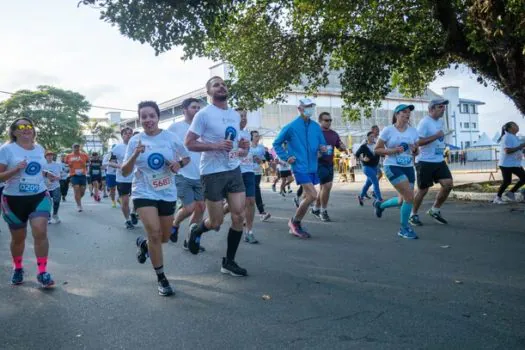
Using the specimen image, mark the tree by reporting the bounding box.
[0,85,90,150]
[86,120,118,153]
[81,1,525,118]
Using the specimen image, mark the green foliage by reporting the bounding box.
[81,0,525,118]
[0,86,90,151]
[86,120,118,153]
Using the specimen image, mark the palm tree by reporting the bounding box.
[86,120,118,153]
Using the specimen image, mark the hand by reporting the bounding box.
[287,156,296,164]
[363,156,370,162]
[392,146,404,154]
[436,130,445,138]
[133,139,145,157]
[319,145,327,153]
[238,138,250,150]
[165,160,181,173]
[410,144,419,155]
[216,140,233,152]
[16,160,27,170]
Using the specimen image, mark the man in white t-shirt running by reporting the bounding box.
[185,76,250,277]
[168,97,206,252]
[410,98,453,226]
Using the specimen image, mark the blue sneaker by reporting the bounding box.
[170,226,179,243]
[398,226,418,240]
[11,268,24,285]
[37,272,55,288]
[136,236,149,264]
[373,200,384,218]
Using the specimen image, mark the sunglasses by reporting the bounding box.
[323,119,332,122]
[16,124,34,130]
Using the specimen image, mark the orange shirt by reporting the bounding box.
[65,152,89,176]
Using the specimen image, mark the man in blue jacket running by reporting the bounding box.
[273,98,327,239]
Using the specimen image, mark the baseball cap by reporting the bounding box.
[298,98,316,107]
[428,98,449,108]
[394,104,415,114]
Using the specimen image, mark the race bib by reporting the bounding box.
[19,177,40,193]
[149,172,172,191]
[92,169,100,175]
[75,169,83,175]
[240,154,253,165]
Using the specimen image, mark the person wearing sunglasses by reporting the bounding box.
[311,112,347,222]
[0,118,56,287]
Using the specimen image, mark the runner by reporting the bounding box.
[113,127,137,229]
[122,100,189,296]
[44,151,62,224]
[311,112,347,222]
[89,152,103,202]
[103,145,118,208]
[185,76,250,276]
[356,131,383,205]
[273,98,327,239]
[167,97,206,252]
[65,143,89,212]
[410,99,453,225]
[0,117,55,287]
[100,157,108,198]
[276,143,294,196]
[59,154,70,201]
[251,130,271,221]
[373,104,420,239]
[493,121,525,203]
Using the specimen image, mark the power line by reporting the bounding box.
[0,89,135,112]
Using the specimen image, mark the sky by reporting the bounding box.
[1,0,523,139]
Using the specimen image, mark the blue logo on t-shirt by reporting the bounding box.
[438,136,444,142]
[25,161,41,176]
[400,142,409,152]
[147,153,165,170]
[225,126,237,141]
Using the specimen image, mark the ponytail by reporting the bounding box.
[497,122,514,142]
[392,112,397,124]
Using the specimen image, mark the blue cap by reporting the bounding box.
[394,104,415,114]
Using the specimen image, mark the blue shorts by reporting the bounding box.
[106,174,117,188]
[242,172,256,198]
[317,163,334,185]
[71,175,87,186]
[383,165,415,186]
[294,172,320,186]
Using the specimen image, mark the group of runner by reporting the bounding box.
[1,76,524,295]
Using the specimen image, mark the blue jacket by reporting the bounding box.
[273,116,327,174]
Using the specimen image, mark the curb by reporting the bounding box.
[451,190,525,202]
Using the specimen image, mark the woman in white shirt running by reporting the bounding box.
[0,118,57,287]
[122,101,190,297]
[374,104,420,239]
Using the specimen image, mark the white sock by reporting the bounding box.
[431,206,440,213]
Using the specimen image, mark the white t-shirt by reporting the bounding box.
[239,130,255,174]
[188,104,243,175]
[379,125,419,167]
[102,153,117,176]
[0,143,48,196]
[251,144,266,175]
[44,162,62,191]
[124,130,189,202]
[60,162,70,180]
[168,119,200,180]
[498,133,523,167]
[416,116,445,163]
[113,143,133,183]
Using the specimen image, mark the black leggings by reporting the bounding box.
[297,185,303,198]
[497,166,525,197]
[254,175,265,214]
[59,178,70,198]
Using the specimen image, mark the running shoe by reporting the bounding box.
[293,196,300,208]
[373,200,384,218]
[320,211,331,222]
[288,219,310,239]
[279,190,286,197]
[427,209,448,224]
[11,268,24,285]
[62,196,66,201]
[504,192,516,202]
[409,214,423,226]
[287,187,293,194]
[48,218,52,224]
[357,195,364,206]
[37,272,55,288]
[125,220,134,230]
[183,239,206,252]
[311,208,321,219]
[187,223,202,255]
[492,196,506,204]
[368,192,374,199]
[136,236,149,264]
[260,212,271,222]
[170,225,179,243]
[52,214,61,224]
[130,212,139,225]
[244,232,259,244]
[221,257,248,277]
[111,201,117,208]
[271,184,276,192]
[398,226,418,240]
[77,205,83,212]
[157,278,174,296]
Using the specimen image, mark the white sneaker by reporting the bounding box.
[52,215,61,224]
[77,205,83,212]
[492,196,506,204]
[48,219,52,224]
[260,212,271,222]
[504,192,516,202]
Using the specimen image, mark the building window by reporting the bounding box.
[464,122,470,128]
[465,141,471,148]
[461,104,469,113]
[470,104,476,114]
[472,122,477,129]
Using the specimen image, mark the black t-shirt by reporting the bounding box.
[89,159,103,177]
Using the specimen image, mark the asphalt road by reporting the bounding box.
[0,186,524,349]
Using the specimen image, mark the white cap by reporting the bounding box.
[298,98,316,107]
